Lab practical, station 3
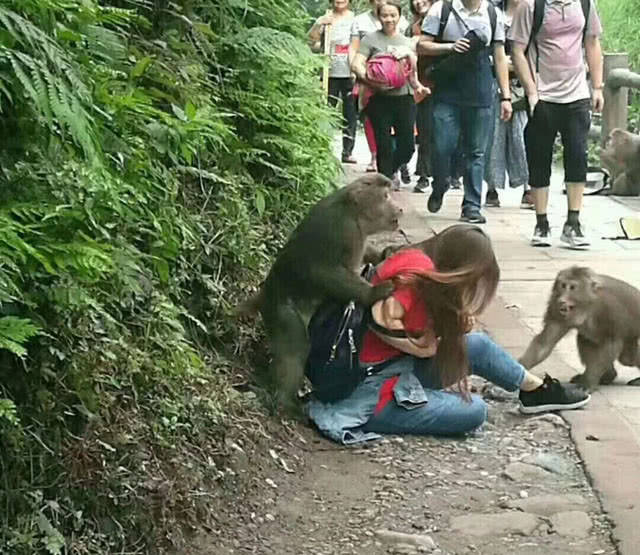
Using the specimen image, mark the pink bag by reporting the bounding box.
[359,53,412,111]
[366,53,412,90]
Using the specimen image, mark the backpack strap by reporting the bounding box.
[580,0,591,43]
[487,2,497,43]
[526,0,590,72]
[437,0,452,42]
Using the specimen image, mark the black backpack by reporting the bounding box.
[304,264,377,403]
[525,0,591,71]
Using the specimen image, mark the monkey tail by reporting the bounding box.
[234,290,264,318]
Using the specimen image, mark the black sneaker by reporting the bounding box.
[485,189,500,207]
[460,212,487,224]
[427,191,444,213]
[400,164,411,184]
[448,177,462,190]
[413,176,429,193]
[531,224,551,247]
[519,374,591,414]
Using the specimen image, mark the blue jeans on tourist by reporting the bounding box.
[431,101,494,216]
[308,332,526,444]
[361,332,526,437]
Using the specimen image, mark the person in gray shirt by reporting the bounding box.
[309,0,358,163]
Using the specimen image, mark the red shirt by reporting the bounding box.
[359,249,434,364]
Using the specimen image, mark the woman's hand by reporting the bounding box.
[317,14,334,26]
[451,38,471,54]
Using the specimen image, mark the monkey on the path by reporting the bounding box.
[600,128,640,196]
[239,173,403,409]
[519,266,640,390]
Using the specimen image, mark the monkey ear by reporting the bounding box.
[590,276,602,292]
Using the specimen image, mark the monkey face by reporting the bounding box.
[347,174,403,234]
[552,267,600,320]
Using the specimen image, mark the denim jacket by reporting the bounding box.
[306,356,428,445]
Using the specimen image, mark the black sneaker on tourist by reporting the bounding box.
[427,191,444,213]
[560,221,590,249]
[519,374,591,414]
[413,176,429,193]
[400,164,411,184]
[448,176,462,190]
[459,211,487,224]
[485,189,500,207]
[531,224,552,247]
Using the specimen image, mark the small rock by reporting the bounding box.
[551,511,592,538]
[524,413,568,428]
[519,490,529,499]
[506,494,589,516]
[522,453,574,476]
[503,462,553,482]
[586,434,600,441]
[374,529,436,550]
[449,512,540,537]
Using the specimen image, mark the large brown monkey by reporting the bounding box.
[519,266,640,390]
[240,173,403,409]
[600,128,640,196]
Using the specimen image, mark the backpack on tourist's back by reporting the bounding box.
[525,0,591,60]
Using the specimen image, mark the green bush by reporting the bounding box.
[0,0,339,552]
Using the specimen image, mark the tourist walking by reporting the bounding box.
[509,0,604,247]
[419,0,512,224]
[308,0,358,164]
[484,0,532,209]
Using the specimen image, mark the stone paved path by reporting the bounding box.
[342,130,640,554]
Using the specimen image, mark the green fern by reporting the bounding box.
[0,316,40,357]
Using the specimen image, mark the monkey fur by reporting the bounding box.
[519,266,640,390]
[600,128,640,197]
[240,173,403,409]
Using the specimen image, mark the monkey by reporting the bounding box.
[600,128,640,197]
[239,173,403,409]
[519,266,640,391]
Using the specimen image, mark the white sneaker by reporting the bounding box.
[560,222,590,249]
[531,225,552,247]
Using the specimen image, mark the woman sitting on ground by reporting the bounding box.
[307,224,590,444]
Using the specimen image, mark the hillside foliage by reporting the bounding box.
[0,0,339,552]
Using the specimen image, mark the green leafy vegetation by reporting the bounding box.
[599,0,640,131]
[0,0,339,552]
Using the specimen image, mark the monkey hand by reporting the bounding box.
[367,280,395,305]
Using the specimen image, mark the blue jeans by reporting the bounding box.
[362,333,525,437]
[431,101,493,215]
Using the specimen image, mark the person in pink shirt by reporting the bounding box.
[509,0,604,249]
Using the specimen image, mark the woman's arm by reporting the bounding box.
[351,51,369,82]
[371,297,438,358]
[308,13,333,52]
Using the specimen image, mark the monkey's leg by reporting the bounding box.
[519,321,570,369]
[311,265,393,307]
[262,299,310,411]
[619,338,640,386]
[573,335,622,390]
[599,366,618,385]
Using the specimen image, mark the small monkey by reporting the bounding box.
[239,173,403,409]
[600,128,640,196]
[519,266,640,390]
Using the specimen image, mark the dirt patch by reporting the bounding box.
[183,378,615,555]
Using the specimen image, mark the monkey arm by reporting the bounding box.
[519,320,570,369]
[310,264,392,306]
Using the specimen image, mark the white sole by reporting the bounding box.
[519,394,591,414]
[560,237,590,249]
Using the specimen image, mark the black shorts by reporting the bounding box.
[524,99,591,188]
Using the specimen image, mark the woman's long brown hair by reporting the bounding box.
[392,225,500,396]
